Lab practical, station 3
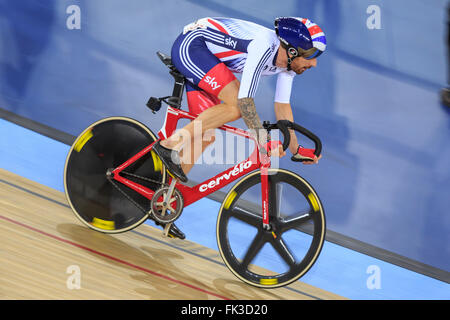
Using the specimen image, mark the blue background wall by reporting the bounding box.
[1,0,449,272]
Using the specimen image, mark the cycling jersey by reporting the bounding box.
[170,17,295,114]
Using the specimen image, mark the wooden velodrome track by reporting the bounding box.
[0,168,345,300]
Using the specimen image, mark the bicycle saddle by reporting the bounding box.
[156,51,184,78]
[157,51,173,67]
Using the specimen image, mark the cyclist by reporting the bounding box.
[153,17,326,239]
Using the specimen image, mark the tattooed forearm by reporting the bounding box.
[237,97,262,129]
[237,97,269,147]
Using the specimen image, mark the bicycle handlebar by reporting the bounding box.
[263,120,322,158]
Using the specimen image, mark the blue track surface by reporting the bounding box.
[1,118,448,299]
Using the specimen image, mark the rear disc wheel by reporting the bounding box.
[64,117,165,233]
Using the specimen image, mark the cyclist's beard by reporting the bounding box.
[293,67,306,75]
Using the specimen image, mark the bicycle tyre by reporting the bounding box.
[64,117,166,233]
[216,169,326,288]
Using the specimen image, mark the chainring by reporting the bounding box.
[150,186,184,223]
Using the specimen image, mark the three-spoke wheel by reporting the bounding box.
[217,169,326,288]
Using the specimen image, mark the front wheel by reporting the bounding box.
[216,169,326,288]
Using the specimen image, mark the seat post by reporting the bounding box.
[169,71,185,109]
[151,52,186,110]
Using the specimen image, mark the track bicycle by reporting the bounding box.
[64,52,326,288]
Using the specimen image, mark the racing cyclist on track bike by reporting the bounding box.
[152,17,326,239]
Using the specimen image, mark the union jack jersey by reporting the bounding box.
[174,17,295,103]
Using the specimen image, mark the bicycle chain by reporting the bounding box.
[121,171,169,188]
[107,171,168,217]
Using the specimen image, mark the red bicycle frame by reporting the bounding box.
[111,106,272,227]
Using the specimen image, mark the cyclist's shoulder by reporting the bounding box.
[202,17,275,38]
[207,17,269,29]
[247,31,279,58]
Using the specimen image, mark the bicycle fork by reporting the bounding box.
[260,161,271,231]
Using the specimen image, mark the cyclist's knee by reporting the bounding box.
[218,79,241,121]
[227,104,241,122]
[219,79,239,103]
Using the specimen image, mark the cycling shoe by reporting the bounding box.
[152,140,188,183]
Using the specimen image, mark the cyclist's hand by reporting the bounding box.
[302,154,322,165]
[292,145,321,164]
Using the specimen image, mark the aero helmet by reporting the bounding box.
[275,17,326,70]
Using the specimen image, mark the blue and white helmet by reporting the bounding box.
[275,17,326,60]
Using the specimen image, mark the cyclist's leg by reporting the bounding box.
[162,79,241,159]
[161,31,241,161]
[186,81,221,115]
[180,131,215,175]
[180,82,218,174]
[179,81,243,174]
[192,78,241,133]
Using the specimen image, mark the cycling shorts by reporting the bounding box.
[171,31,237,114]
